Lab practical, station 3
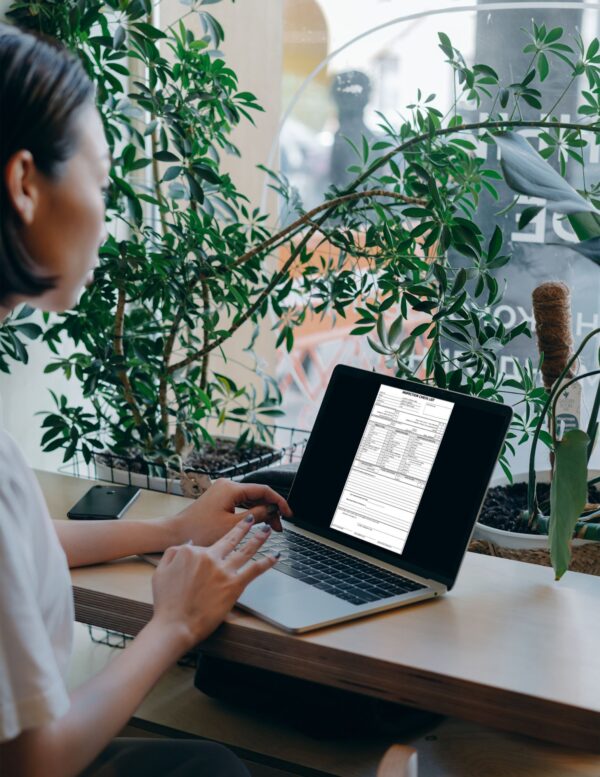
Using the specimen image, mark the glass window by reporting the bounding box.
[273,1,600,476]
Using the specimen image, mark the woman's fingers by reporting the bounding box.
[211,512,255,559]
[237,504,283,532]
[233,482,292,518]
[159,544,181,567]
[236,551,281,588]
[226,523,272,570]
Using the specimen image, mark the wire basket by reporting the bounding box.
[67,420,309,495]
[87,626,198,666]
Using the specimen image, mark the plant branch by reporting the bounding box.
[232,189,425,269]
[170,119,600,376]
[543,75,577,122]
[114,287,146,432]
[158,307,183,436]
[586,369,600,461]
[200,279,210,390]
[150,121,169,236]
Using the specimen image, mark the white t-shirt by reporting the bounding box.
[0,429,74,742]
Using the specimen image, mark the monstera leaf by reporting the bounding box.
[549,429,590,580]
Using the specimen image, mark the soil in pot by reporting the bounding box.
[479,482,600,535]
[97,437,280,478]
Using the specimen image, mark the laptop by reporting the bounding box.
[237,364,512,633]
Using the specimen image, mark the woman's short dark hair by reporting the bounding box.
[0,25,95,304]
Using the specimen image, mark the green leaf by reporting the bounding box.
[367,336,391,356]
[162,165,183,182]
[14,323,42,339]
[434,361,446,388]
[193,163,221,185]
[487,225,502,262]
[545,26,563,44]
[438,31,453,59]
[518,205,543,230]
[112,25,126,49]
[538,51,549,81]
[567,211,600,241]
[411,322,430,338]
[587,38,600,59]
[451,268,467,295]
[388,315,404,348]
[402,207,433,218]
[153,150,179,162]
[549,429,590,580]
[133,22,166,40]
[376,314,389,348]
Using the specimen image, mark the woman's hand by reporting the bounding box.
[165,478,292,547]
[151,514,278,650]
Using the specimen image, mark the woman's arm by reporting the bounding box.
[53,515,176,567]
[54,479,291,567]
[1,516,278,777]
[1,617,186,777]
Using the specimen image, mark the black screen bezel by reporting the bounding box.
[286,364,512,589]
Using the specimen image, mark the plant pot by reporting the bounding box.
[94,436,285,497]
[470,470,600,575]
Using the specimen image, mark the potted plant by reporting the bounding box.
[474,289,600,577]
[460,122,600,577]
[6,0,300,493]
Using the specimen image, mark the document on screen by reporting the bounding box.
[330,384,454,554]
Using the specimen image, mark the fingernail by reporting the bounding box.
[270,551,281,560]
[258,522,271,533]
[244,513,255,524]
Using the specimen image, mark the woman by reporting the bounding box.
[0,24,290,777]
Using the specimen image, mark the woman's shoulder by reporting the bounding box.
[0,428,45,532]
[0,428,33,485]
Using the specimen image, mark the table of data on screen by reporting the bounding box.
[331,385,454,554]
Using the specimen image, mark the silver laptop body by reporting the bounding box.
[237,522,445,633]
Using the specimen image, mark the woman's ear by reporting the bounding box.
[4,150,39,225]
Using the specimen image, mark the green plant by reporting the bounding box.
[0,306,42,373]
[7,0,289,465]
[2,5,600,567]
[464,115,600,579]
[524,328,600,578]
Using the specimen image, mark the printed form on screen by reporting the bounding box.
[330,385,454,555]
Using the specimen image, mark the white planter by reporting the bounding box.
[473,469,599,550]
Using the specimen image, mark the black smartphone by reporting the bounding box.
[67,485,140,520]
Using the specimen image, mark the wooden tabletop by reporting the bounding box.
[39,470,600,753]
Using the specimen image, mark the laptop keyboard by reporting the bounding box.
[250,529,426,606]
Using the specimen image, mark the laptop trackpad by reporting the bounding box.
[237,568,354,632]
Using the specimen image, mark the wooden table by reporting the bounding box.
[68,623,600,777]
[40,470,600,757]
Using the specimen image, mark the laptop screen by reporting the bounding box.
[330,384,454,555]
[288,365,512,589]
